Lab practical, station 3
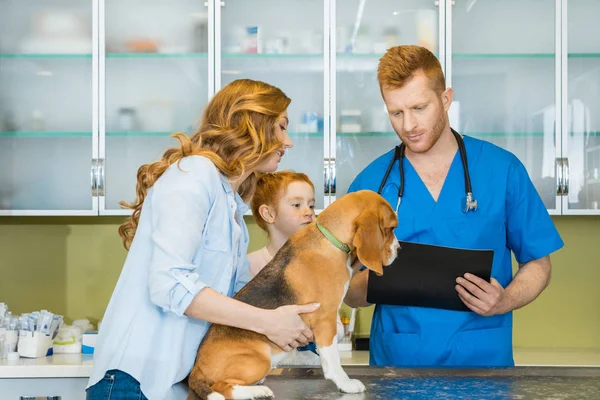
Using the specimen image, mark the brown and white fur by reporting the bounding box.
[187,190,400,400]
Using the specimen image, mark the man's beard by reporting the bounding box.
[405,104,447,153]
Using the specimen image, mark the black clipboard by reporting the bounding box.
[367,241,494,312]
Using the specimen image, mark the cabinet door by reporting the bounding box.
[2,377,88,400]
[219,0,327,210]
[0,1,97,215]
[334,0,442,200]
[565,0,600,214]
[450,0,560,213]
[101,0,211,214]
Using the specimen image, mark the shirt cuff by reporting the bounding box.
[151,266,208,317]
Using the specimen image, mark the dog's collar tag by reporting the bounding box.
[316,221,351,254]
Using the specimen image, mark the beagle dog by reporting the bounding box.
[187,190,400,400]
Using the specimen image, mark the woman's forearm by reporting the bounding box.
[184,287,268,334]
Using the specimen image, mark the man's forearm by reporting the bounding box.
[501,256,552,313]
[344,270,371,308]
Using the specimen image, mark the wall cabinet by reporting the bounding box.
[1,0,598,215]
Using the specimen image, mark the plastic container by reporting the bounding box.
[52,326,82,354]
[17,331,53,358]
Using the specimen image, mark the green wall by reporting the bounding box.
[0,215,598,349]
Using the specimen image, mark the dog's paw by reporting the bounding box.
[207,392,226,400]
[337,378,366,394]
[231,384,274,399]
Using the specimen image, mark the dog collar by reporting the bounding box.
[316,221,351,254]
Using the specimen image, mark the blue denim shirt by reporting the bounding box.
[87,156,252,399]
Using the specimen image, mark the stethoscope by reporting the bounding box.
[377,128,478,214]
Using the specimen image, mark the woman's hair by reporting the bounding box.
[118,78,291,250]
[251,170,314,234]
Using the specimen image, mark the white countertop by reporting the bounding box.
[0,353,94,378]
[1,348,599,379]
[0,351,370,379]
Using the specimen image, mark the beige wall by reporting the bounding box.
[0,215,598,349]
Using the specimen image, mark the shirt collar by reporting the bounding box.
[219,173,250,215]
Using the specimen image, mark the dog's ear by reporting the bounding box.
[352,210,383,276]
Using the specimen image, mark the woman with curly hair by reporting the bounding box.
[86,79,320,400]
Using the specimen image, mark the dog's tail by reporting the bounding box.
[187,370,221,400]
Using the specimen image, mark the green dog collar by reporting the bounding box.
[316,221,351,254]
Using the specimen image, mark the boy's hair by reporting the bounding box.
[251,170,314,234]
[377,45,446,95]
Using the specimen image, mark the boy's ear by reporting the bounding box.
[258,204,276,224]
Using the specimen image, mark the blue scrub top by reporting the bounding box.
[348,135,564,368]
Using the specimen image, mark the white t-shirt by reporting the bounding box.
[247,246,272,277]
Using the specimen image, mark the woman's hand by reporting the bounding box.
[260,303,320,352]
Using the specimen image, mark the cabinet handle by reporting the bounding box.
[331,159,336,196]
[562,158,569,195]
[324,159,330,194]
[555,158,563,195]
[97,159,105,197]
[20,397,61,399]
[91,159,98,196]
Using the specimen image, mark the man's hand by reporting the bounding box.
[456,273,508,316]
[344,256,371,308]
[456,257,552,317]
[350,255,363,275]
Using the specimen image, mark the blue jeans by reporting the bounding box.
[86,369,149,400]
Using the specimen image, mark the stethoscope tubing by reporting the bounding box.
[377,129,474,211]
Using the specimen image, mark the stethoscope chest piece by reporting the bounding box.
[464,192,478,213]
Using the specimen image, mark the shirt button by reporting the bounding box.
[205,240,209,245]
[237,251,241,257]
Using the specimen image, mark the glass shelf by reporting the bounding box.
[223,53,321,58]
[337,53,385,58]
[106,131,323,138]
[454,53,554,59]
[7,131,599,138]
[1,131,322,138]
[337,53,600,59]
[106,52,208,58]
[336,52,441,59]
[3,53,599,61]
[0,131,91,137]
[106,131,177,137]
[0,54,92,59]
[337,131,566,137]
[457,53,600,59]
[568,53,600,58]
[338,131,395,137]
